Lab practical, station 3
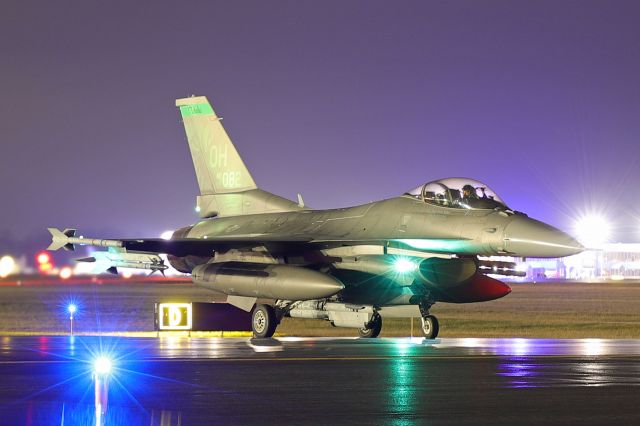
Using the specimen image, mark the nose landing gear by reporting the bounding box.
[420,315,439,339]
[419,300,439,339]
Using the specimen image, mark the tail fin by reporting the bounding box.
[47,228,76,251]
[176,96,257,195]
[176,96,302,217]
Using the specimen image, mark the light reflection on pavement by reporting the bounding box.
[0,336,639,425]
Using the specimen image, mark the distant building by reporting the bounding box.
[489,244,640,281]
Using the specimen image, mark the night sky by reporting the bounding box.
[2,1,640,256]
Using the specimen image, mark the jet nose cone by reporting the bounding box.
[504,217,584,258]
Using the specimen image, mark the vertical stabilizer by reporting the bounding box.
[176,96,303,217]
[176,96,257,195]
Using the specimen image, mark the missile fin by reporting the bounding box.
[47,227,72,251]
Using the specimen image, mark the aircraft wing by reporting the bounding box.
[47,228,316,257]
[47,228,474,259]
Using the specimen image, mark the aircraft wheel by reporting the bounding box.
[421,315,439,339]
[358,314,382,338]
[252,304,277,338]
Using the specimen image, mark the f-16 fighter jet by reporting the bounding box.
[48,96,583,338]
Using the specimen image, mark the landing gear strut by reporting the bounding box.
[358,314,382,338]
[252,304,278,338]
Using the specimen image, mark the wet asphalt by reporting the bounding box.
[0,336,639,425]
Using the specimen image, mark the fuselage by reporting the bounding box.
[171,195,582,306]
[182,195,582,258]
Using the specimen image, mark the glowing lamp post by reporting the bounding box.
[68,304,77,335]
[574,215,610,248]
[574,214,611,278]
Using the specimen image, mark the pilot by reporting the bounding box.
[462,184,477,200]
[461,184,479,207]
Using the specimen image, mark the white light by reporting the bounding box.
[574,215,610,247]
[93,356,113,376]
[160,230,174,240]
[37,252,50,265]
[0,256,16,278]
[394,258,417,273]
[195,205,201,213]
[59,266,72,280]
[67,304,77,314]
[581,339,606,356]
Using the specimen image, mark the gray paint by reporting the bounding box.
[47,95,583,317]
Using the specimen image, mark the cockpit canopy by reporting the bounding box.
[405,178,509,210]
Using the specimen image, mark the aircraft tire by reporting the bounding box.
[421,315,439,339]
[252,304,277,338]
[358,314,382,338]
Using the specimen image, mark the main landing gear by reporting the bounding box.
[252,304,279,338]
[358,314,382,338]
[250,301,439,339]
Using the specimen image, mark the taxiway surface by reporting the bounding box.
[0,336,639,425]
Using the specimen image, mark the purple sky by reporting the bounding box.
[1,1,640,256]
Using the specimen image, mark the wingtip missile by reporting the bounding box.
[47,227,124,252]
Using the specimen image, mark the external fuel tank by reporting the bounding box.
[192,262,344,300]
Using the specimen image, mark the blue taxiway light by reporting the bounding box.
[93,356,113,376]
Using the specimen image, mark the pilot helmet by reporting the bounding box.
[462,184,475,194]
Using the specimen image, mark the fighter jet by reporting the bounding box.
[48,95,583,338]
